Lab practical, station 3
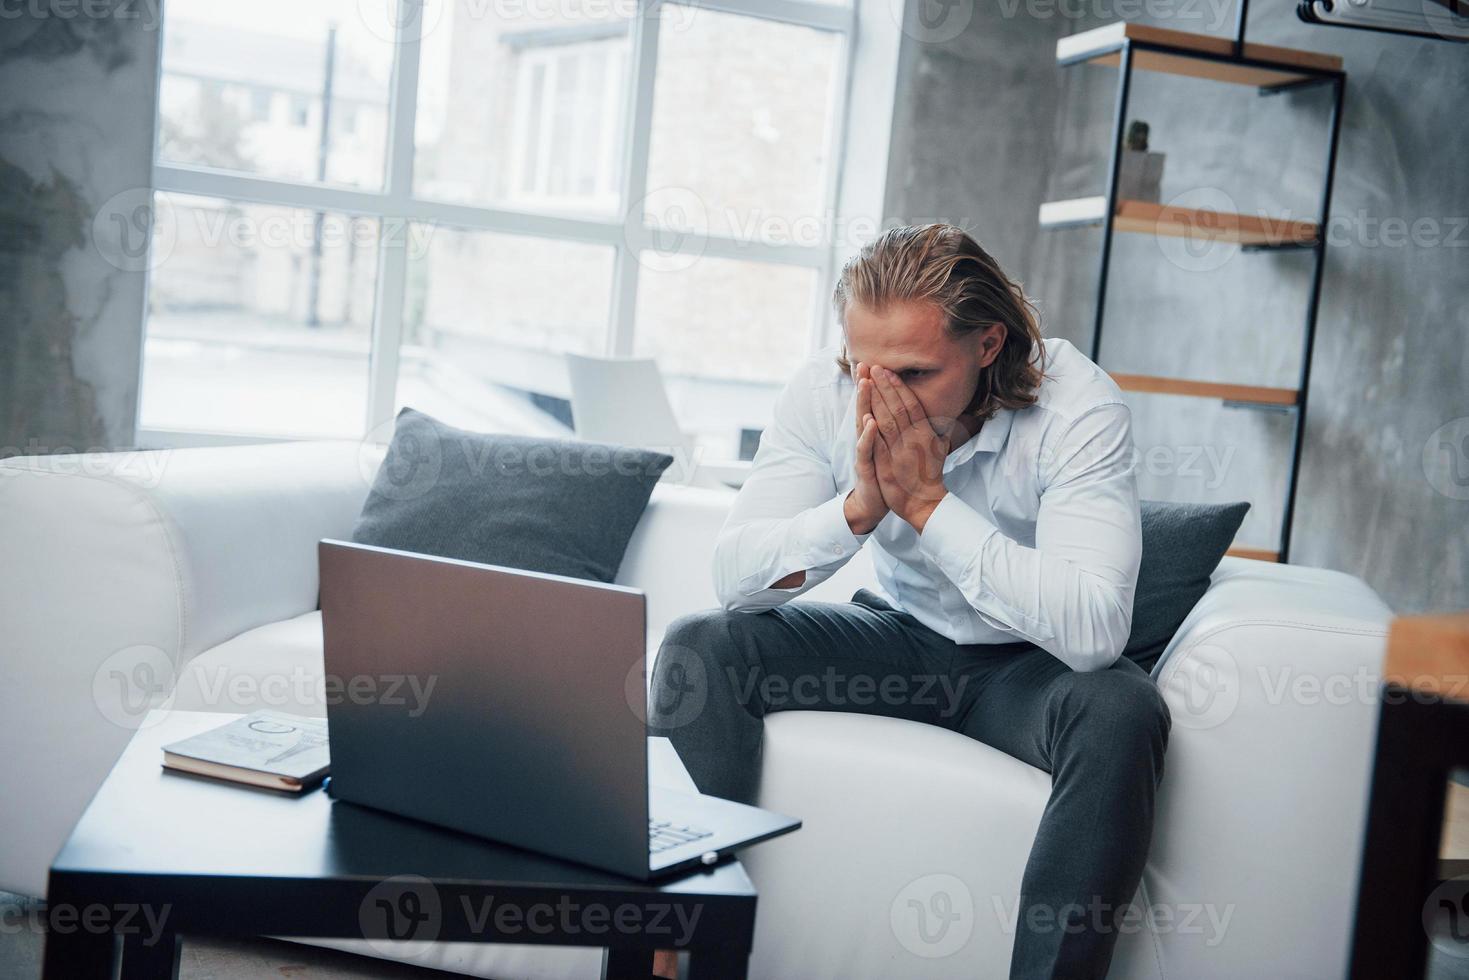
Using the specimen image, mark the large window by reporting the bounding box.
[140,0,854,457]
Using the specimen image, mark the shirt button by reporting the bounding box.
[832,544,844,555]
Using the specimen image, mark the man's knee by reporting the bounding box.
[657,608,756,677]
[648,608,757,732]
[1050,666,1171,752]
[663,607,743,650]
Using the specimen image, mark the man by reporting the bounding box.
[648,223,1169,978]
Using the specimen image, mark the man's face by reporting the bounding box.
[843,300,1003,442]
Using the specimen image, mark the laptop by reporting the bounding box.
[317,538,800,881]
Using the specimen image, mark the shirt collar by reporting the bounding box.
[943,407,1014,471]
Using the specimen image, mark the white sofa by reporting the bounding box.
[0,440,1394,979]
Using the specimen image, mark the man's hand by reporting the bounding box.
[868,365,948,533]
[844,362,889,535]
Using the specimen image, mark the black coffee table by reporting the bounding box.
[42,711,757,979]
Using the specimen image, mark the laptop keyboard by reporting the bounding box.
[649,818,714,853]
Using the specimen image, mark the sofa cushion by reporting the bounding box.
[352,407,672,583]
[1124,499,1250,671]
[172,611,331,717]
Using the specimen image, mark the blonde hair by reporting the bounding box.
[832,223,1045,422]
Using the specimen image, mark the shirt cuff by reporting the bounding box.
[794,492,870,568]
[917,492,999,591]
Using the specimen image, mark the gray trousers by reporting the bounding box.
[647,588,1171,980]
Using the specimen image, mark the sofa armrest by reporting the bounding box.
[0,440,376,898]
[1145,558,1392,978]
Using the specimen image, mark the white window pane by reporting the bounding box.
[157,0,392,189]
[397,227,615,434]
[414,1,631,217]
[633,254,817,460]
[645,9,840,240]
[140,194,377,438]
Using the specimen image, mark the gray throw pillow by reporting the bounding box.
[352,408,673,583]
[1124,499,1251,673]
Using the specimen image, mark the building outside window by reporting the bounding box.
[140,0,856,462]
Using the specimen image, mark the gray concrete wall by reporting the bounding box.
[884,0,1468,614]
[0,4,160,454]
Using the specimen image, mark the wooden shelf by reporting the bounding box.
[1039,196,1319,247]
[1056,22,1344,88]
[1227,546,1281,562]
[1109,372,1301,407]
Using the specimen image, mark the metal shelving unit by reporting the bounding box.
[1039,10,1346,563]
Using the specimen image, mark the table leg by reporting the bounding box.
[686,944,748,980]
[1349,689,1461,978]
[120,930,182,980]
[602,946,654,979]
[41,928,115,980]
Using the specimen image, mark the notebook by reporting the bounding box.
[162,710,330,792]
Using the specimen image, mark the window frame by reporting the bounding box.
[505,37,626,214]
[140,0,861,447]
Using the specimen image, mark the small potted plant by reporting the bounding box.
[1118,120,1165,203]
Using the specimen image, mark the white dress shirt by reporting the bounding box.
[712,337,1142,673]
